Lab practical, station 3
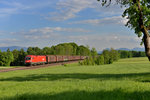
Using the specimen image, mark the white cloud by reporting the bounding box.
[0,1,54,17]
[0,0,125,22]
[46,0,98,21]
[70,16,128,26]
[0,38,18,42]
[0,1,29,17]
[6,27,90,47]
[25,27,90,35]
[0,28,142,50]
[0,38,19,47]
[45,0,125,21]
[66,34,142,51]
[19,30,142,50]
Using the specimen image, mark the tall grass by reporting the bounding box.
[0,57,150,100]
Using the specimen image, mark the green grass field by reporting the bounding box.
[0,57,150,100]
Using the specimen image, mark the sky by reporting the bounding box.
[0,0,143,51]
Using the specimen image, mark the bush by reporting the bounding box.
[95,55,104,65]
[79,56,95,65]
[102,50,111,64]
[109,58,113,64]
[0,50,14,66]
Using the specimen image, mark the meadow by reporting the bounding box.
[0,57,150,100]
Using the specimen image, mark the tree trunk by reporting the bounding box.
[136,0,150,61]
[144,35,150,61]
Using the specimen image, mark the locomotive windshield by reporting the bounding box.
[26,57,31,60]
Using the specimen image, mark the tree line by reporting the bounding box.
[27,43,91,56]
[118,50,146,58]
[0,43,91,66]
[80,49,146,66]
[0,42,147,66]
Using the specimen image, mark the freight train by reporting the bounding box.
[25,55,86,66]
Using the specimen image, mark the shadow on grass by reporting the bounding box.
[2,89,150,100]
[1,72,150,82]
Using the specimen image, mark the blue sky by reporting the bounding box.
[0,0,143,51]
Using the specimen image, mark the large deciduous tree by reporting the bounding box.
[97,0,150,60]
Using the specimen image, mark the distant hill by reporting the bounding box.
[116,48,131,51]
[98,47,145,54]
[117,47,145,51]
[0,46,27,52]
[132,47,145,51]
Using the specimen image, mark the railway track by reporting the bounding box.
[0,60,80,73]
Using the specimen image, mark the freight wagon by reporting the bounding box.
[25,55,86,66]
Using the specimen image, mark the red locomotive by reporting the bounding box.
[25,55,86,66]
[25,55,47,65]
